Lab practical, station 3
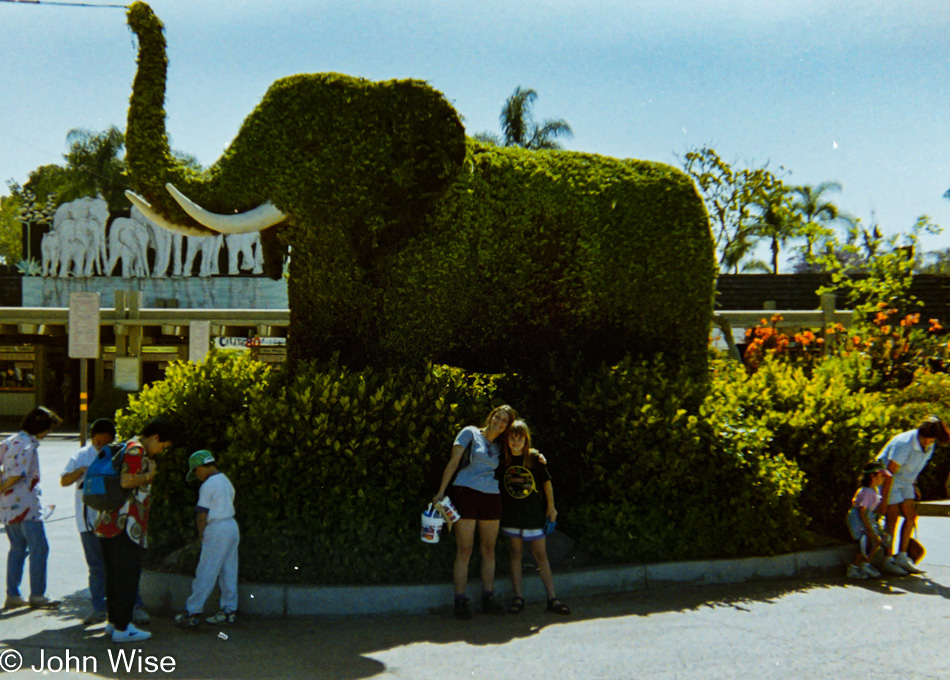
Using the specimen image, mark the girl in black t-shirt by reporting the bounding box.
[500,419,569,615]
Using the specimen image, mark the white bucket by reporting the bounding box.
[420,505,445,544]
[438,496,461,525]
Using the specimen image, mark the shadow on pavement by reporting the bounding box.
[1,576,846,680]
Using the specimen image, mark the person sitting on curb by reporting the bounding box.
[876,415,950,576]
[846,461,890,579]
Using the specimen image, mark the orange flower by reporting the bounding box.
[930,319,943,332]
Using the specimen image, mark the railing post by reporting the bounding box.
[820,293,836,355]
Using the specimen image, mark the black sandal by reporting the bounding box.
[508,597,525,614]
[547,598,570,615]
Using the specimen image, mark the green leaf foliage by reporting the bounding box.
[125,2,715,381]
[714,356,899,539]
[367,142,715,378]
[563,356,809,562]
[120,349,950,582]
[116,351,274,561]
[225,357,502,584]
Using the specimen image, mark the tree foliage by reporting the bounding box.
[18,127,129,213]
[0,193,22,267]
[811,216,941,331]
[476,86,573,150]
[681,146,790,273]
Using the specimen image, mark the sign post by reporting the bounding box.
[68,292,101,445]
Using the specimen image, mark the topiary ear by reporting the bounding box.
[344,79,466,269]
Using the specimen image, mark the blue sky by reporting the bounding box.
[2,0,948,261]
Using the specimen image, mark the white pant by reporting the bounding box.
[186,518,239,615]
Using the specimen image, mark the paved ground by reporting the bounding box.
[2,433,950,679]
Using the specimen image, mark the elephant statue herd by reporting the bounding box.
[39,196,264,279]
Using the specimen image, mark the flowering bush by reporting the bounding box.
[742,307,949,390]
[742,315,824,371]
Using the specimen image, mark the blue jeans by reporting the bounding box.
[5,520,49,598]
[80,531,107,613]
[79,531,143,613]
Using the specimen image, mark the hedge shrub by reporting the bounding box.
[125,2,715,380]
[219,357,496,584]
[115,351,273,561]
[717,356,899,538]
[564,357,808,563]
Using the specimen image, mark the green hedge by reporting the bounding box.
[115,351,274,561]
[126,2,715,380]
[374,142,715,378]
[564,357,808,562]
[715,356,899,538]
[225,357,506,583]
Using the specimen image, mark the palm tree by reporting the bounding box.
[789,182,844,261]
[478,86,573,150]
[61,126,128,211]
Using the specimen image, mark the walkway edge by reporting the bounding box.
[140,545,853,617]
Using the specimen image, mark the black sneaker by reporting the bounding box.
[453,598,472,620]
[174,612,201,628]
[481,594,505,616]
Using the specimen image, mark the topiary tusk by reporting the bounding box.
[165,183,286,234]
[124,190,212,237]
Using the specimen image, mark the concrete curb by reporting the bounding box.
[141,545,853,617]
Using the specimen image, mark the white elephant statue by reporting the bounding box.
[224,232,263,275]
[50,196,109,277]
[135,206,183,277]
[82,196,110,275]
[41,230,61,277]
[107,216,151,278]
[183,234,223,278]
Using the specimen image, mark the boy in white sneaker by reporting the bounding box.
[175,450,239,628]
[846,462,890,579]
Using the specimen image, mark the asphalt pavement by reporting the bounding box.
[2,433,950,679]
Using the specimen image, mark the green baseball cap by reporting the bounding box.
[186,450,215,481]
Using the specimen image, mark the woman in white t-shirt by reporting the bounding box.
[433,404,516,620]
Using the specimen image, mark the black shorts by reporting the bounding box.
[449,485,502,521]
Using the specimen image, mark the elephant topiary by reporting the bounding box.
[124,2,715,376]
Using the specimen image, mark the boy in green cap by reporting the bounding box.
[174,450,239,627]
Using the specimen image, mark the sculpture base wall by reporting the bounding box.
[22,276,288,309]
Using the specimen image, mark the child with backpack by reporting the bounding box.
[175,450,240,627]
[61,418,149,626]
